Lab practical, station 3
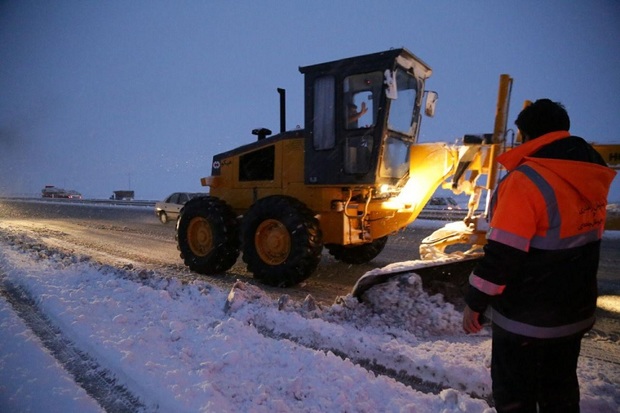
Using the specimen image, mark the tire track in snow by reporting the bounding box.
[251,323,494,406]
[0,277,149,413]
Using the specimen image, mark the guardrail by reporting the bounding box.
[1,196,156,208]
[2,196,476,220]
[417,209,469,221]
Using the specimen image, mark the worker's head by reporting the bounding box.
[515,99,570,141]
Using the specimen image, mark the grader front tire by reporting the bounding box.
[176,196,240,275]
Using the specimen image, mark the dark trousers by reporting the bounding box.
[491,324,584,413]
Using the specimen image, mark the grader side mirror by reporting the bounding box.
[384,70,398,100]
[425,91,438,117]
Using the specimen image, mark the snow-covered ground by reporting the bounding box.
[0,223,619,412]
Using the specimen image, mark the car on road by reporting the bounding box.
[41,185,82,199]
[155,192,203,224]
[424,196,461,210]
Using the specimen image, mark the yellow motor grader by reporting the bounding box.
[176,48,620,290]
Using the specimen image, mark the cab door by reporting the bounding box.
[304,71,386,186]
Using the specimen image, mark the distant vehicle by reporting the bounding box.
[41,185,82,199]
[65,189,83,199]
[110,190,135,201]
[155,192,202,224]
[424,196,461,210]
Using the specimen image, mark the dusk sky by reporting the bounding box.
[1,1,619,201]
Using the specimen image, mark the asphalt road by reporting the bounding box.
[0,198,438,303]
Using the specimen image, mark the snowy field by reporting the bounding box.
[0,222,619,412]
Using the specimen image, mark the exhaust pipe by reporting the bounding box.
[277,88,286,133]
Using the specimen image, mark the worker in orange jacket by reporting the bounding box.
[463,99,616,412]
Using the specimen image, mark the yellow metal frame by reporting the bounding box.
[592,143,620,169]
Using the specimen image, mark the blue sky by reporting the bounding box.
[1,1,619,201]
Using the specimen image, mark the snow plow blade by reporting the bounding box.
[351,256,482,300]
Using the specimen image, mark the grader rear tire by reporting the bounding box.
[176,196,240,275]
[242,196,323,287]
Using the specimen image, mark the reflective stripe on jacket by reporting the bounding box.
[466,131,616,338]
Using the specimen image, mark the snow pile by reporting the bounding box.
[332,274,462,338]
[1,226,619,412]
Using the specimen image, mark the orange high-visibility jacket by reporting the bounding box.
[466,131,617,338]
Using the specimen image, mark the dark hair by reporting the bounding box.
[515,99,570,140]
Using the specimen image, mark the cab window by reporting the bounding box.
[313,76,336,150]
[387,69,419,134]
[344,72,381,130]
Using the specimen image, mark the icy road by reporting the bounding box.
[0,199,619,412]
